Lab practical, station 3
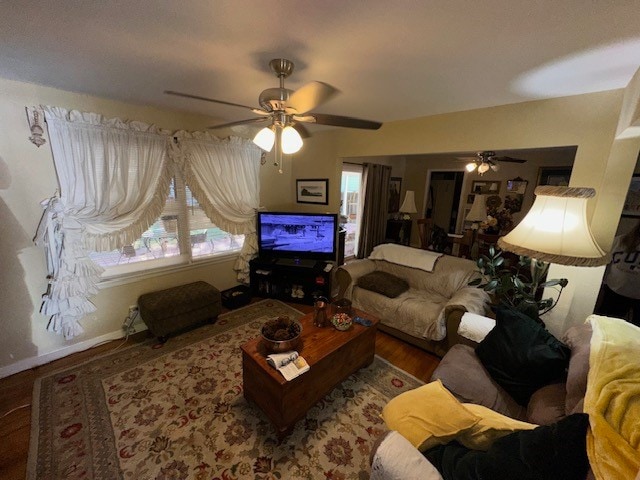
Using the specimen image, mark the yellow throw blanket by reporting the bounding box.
[585,315,640,480]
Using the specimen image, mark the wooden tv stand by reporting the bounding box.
[249,257,334,305]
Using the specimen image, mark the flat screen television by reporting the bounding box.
[257,212,338,262]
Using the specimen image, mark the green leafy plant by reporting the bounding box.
[469,245,568,323]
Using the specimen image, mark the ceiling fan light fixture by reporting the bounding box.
[253,126,275,152]
[281,125,303,154]
[490,162,500,172]
[466,162,478,172]
[477,162,490,174]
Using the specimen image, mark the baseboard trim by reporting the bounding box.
[0,321,148,380]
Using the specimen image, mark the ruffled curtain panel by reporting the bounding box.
[35,107,261,339]
[170,132,261,283]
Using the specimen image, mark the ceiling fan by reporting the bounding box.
[165,58,382,171]
[458,151,526,175]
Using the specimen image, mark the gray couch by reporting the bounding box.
[336,246,489,357]
[369,322,594,480]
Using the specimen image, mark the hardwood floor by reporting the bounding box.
[0,299,439,479]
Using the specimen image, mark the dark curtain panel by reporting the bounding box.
[357,163,391,258]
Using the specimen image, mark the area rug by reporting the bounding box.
[28,300,423,480]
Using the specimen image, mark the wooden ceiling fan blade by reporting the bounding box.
[300,113,382,130]
[165,90,269,115]
[207,117,270,130]
[286,82,339,115]
[495,156,526,163]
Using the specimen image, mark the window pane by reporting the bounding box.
[89,182,182,268]
[89,179,245,273]
[186,187,244,259]
[340,167,362,258]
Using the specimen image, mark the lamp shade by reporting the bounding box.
[399,190,417,213]
[466,194,487,222]
[281,125,303,154]
[253,126,275,152]
[498,186,609,266]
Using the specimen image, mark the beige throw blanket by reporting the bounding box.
[369,243,443,272]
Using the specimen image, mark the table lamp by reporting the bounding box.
[399,191,417,220]
[466,194,487,227]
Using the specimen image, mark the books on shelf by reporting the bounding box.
[266,351,310,381]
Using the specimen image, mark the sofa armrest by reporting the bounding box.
[432,286,490,350]
[335,259,376,299]
[431,344,527,421]
[444,286,490,317]
[370,430,444,480]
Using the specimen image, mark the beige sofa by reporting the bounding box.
[336,244,489,357]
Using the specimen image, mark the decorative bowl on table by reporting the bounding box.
[261,316,302,353]
[331,312,352,331]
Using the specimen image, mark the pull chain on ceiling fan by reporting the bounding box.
[165,58,382,173]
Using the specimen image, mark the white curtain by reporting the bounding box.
[170,131,262,283]
[35,107,172,338]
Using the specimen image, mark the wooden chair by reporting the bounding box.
[448,229,474,258]
[418,218,473,258]
[476,232,501,258]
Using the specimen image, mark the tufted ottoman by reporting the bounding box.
[138,281,221,342]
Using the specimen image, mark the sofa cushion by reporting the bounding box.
[381,379,480,451]
[358,271,409,298]
[561,323,592,415]
[527,383,567,425]
[475,308,571,406]
[431,344,527,420]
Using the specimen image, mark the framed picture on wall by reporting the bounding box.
[296,178,329,205]
[506,178,528,194]
[388,177,402,213]
[537,166,572,186]
[471,180,501,195]
[622,174,640,218]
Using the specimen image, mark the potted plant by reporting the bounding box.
[469,245,568,324]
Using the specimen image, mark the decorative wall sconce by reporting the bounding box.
[26,106,47,147]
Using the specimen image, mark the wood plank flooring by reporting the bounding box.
[0,299,439,479]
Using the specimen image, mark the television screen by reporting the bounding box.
[257,212,337,261]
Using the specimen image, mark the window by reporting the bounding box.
[340,164,363,258]
[89,177,244,276]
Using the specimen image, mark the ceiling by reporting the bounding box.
[1,1,640,129]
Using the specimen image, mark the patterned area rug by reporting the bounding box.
[29,300,423,480]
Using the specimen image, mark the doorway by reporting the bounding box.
[425,171,465,233]
[340,164,363,259]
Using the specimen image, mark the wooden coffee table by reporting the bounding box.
[241,309,379,437]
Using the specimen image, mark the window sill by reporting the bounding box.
[97,251,240,289]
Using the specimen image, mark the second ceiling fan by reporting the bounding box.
[165,58,382,164]
[459,151,526,175]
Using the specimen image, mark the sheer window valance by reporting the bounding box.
[35,106,261,339]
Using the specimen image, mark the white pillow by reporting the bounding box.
[458,312,496,343]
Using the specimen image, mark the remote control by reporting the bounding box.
[353,316,372,327]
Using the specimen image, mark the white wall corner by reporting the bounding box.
[616,66,640,139]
